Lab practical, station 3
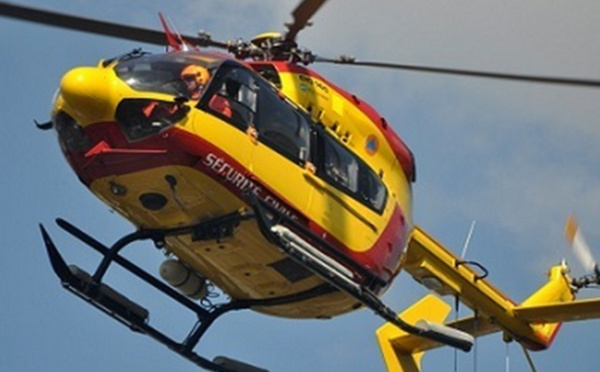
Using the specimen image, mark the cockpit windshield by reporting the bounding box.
[113,52,220,100]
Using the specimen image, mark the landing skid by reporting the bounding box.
[40,214,334,372]
[40,203,473,371]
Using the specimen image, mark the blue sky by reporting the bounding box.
[1,1,600,371]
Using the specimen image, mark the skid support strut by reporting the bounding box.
[253,201,474,352]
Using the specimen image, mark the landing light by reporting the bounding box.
[109,181,127,196]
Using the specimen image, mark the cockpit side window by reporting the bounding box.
[115,98,189,142]
[317,130,387,213]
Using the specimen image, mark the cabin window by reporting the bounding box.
[251,63,282,89]
[203,66,258,129]
[318,131,387,213]
[203,63,310,164]
[255,81,311,163]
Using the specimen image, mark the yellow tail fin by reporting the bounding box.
[512,264,574,349]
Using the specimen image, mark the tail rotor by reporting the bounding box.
[565,215,600,290]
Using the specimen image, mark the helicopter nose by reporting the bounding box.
[59,67,116,125]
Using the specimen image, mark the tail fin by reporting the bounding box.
[512,264,574,350]
[376,294,451,372]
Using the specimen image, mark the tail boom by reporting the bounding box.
[402,227,577,351]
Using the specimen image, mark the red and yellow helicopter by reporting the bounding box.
[3,1,600,371]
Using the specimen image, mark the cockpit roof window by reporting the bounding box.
[114,52,222,97]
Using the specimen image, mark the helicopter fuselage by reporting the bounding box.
[52,50,415,319]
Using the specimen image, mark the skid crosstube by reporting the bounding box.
[40,213,335,372]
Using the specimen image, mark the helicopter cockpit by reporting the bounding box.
[112,52,218,141]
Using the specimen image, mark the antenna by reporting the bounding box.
[461,220,477,259]
[454,220,477,372]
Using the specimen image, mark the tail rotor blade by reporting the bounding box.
[565,215,597,273]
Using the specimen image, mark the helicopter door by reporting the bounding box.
[198,64,259,178]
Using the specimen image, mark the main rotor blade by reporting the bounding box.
[315,56,600,88]
[0,2,167,45]
[0,1,227,48]
[285,0,328,42]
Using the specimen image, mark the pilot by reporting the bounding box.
[180,65,210,100]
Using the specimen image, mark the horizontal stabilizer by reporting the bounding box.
[445,315,500,340]
[514,297,600,323]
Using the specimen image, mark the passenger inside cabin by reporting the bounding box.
[208,79,237,119]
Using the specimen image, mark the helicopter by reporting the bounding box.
[2,1,600,371]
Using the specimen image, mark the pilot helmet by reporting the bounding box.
[180,65,209,86]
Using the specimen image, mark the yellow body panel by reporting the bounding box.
[514,297,600,323]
